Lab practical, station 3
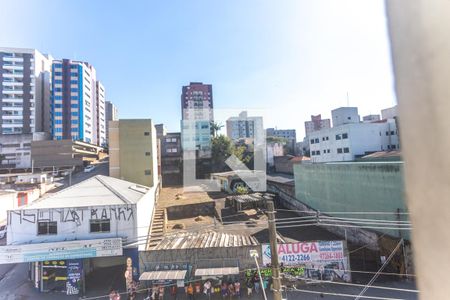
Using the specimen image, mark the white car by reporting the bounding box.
[84,165,96,173]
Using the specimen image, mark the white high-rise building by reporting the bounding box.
[227,111,264,141]
[0,47,53,135]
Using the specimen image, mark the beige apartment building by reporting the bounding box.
[109,119,158,187]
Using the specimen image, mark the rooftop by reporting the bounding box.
[22,175,150,210]
[152,229,259,250]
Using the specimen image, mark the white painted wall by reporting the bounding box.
[7,204,137,245]
[331,107,360,127]
[309,121,399,162]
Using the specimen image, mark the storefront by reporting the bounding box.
[0,237,123,295]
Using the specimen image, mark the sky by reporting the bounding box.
[0,0,397,138]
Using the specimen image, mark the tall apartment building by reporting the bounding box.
[0,47,53,135]
[226,111,264,141]
[304,114,331,136]
[161,132,182,185]
[51,59,105,146]
[109,119,158,187]
[181,82,213,156]
[105,101,118,144]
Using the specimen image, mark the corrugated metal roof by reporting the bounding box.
[139,270,187,281]
[23,175,151,209]
[195,267,239,276]
[153,230,259,250]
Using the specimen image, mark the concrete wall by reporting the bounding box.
[136,186,158,251]
[293,162,408,239]
[7,204,137,245]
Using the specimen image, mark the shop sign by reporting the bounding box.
[0,238,122,264]
[261,241,351,282]
[66,259,83,295]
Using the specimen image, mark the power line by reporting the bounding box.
[302,279,418,293]
[287,287,406,300]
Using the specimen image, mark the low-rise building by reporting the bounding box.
[31,139,104,170]
[266,128,297,154]
[4,175,158,294]
[309,119,399,163]
[274,155,309,174]
[0,132,50,169]
[331,107,360,127]
[266,142,284,167]
[363,114,381,122]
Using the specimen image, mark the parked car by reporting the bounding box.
[84,165,96,173]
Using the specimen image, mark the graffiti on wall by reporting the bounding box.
[8,205,134,226]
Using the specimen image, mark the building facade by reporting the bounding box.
[109,119,158,187]
[266,127,297,154]
[0,132,49,168]
[105,101,118,145]
[5,175,157,294]
[363,114,381,122]
[308,120,400,163]
[226,111,264,141]
[0,47,53,135]
[304,114,331,136]
[181,82,213,156]
[51,59,105,146]
[161,132,182,185]
[331,107,360,127]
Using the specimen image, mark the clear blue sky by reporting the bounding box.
[1,0,396,138]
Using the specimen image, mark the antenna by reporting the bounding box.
[346,92,350,107]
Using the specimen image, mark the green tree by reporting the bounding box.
[210,122,224,137]
[211,135,253,172]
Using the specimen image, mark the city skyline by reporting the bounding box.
[1,0,397,138]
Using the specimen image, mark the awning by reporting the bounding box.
[139,270,187,281]
[194,267,240,277]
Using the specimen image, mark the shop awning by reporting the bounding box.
[194,267,240,277]
[139,270,187,281]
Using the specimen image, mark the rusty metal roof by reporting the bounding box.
[153,230,259,250]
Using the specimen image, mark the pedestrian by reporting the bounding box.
[245,280,253,298]
[171,285,178,300]
[221,282,228,299]
[204,280,212,299]
[159,285,165,300]
[234,281,241,298]
[187,284,194,300]
[228,282,235,300]
[253,275,260,294]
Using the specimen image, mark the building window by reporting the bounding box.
[342,133,348,139]
[343,147,350,153]
[90,219,110,233]
[337,148,343,154]
[336,134,342,140]
[144,132,150,136]
[310,139,315,144]
[144,170,151,175]
[391,145,396,149]
[145,152,151,156]
[37,221,57,235]
[386,131,389,136]
[391,131,395,135]
[314,138,319,143]
[316,150,320,155]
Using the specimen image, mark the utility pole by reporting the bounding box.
[267,201,282,300]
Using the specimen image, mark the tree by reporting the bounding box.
[211,135,253,172]
[210,121,224,137]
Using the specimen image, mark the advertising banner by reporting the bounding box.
[0,238,122,264]
[262,241,351,282]
[66,259,83,295]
